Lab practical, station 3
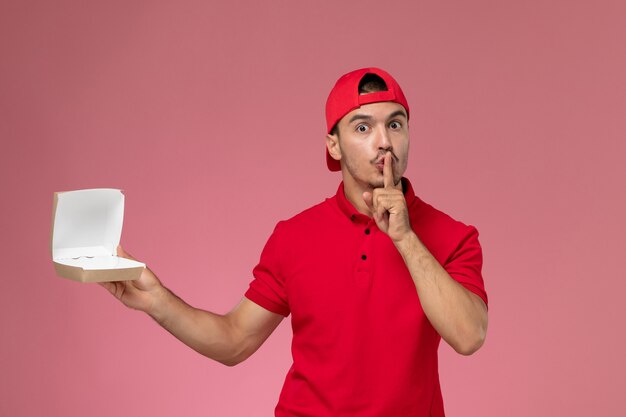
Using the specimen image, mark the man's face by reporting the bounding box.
[327,101,409,190]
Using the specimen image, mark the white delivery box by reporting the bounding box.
[51,189,145,282]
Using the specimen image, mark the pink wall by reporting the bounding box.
[1,1,625,416]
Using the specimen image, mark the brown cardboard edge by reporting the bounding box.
[54,262,143,283]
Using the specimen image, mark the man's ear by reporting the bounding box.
[326,133,342,162]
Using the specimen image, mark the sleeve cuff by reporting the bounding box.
[244,289,291,317]
[459,282,489,311]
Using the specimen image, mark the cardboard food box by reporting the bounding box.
[51,188,145,282]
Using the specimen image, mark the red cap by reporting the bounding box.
[325,67,409,171]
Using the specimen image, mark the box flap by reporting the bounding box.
[52,189,124,260]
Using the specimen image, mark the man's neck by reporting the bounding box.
[342,177,374,217]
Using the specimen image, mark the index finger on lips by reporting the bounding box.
[383,151,393,189]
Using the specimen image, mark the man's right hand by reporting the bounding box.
[99,246,164,314]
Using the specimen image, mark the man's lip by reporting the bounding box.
[374,153,396,164]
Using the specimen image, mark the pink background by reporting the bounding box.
[1,1,625,416]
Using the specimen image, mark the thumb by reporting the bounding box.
[362,191,374,212]
[117,245,136,261]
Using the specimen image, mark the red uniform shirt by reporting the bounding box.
[245,178,488,417]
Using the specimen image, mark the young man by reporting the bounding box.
[101,67,488,417]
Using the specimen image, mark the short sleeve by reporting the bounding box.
[444,226,489,309]
[245,222,291,317]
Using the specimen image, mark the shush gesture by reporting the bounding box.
[362,151,413,243]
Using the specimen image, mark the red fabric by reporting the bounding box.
[245,178,488,417]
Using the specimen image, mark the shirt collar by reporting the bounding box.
[335,177,417,224]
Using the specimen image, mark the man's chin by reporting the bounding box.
[369,180,385,189]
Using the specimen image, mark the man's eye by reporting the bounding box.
[356,124,369,133]
[389,121,401,129]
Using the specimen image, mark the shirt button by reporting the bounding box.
[364,228,370,235]
[361,254,367,260]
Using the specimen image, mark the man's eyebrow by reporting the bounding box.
[347,110,408,125]
[388,110,408,120]
[348,114,373,124]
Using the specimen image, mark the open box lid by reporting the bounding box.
[51,189,144,282]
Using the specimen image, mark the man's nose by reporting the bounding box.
[376,126,392,151]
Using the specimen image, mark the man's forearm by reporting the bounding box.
[395,232,488,355]
[147,286,241,365]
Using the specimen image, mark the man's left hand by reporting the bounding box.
[362,152,413,243]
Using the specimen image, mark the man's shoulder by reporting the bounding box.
[413,196,472,226]
[410,195,479,245]
[275,195,337,232]
[408,196,482,266]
